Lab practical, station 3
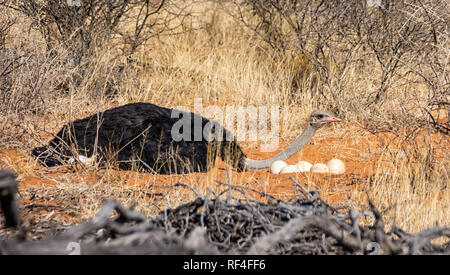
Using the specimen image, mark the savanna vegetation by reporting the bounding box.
[0,0,448,242]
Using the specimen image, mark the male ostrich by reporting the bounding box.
[32,103,340,174]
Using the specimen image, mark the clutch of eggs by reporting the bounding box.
[270,159,345,175]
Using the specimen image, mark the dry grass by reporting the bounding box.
[0,1,448,239]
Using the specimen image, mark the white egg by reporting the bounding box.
[295,161,312,172]
[327,158,345,174]
[270,160,288,174]
[280,165,298,174]
[310,163,329,173]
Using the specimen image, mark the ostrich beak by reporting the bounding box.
[323,116,341,123]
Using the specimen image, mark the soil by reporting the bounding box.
[0,128,448,232]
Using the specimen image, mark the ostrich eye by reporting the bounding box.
[317,114,324,119]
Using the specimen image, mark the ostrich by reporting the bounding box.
[32,102,341,174]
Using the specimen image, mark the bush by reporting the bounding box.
[237,1,448,112]
[4,0,172,65]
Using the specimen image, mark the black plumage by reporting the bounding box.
[32,103,247,174]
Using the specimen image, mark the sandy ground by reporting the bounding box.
[0,125,448,239]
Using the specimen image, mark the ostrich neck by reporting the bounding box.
[244,123,316,170]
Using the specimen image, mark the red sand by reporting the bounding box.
[1,130,448,223]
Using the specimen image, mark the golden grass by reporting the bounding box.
[0,1,448,237]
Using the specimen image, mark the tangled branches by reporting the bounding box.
[0,170,448,255]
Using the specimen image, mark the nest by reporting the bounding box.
[0,170,448,255]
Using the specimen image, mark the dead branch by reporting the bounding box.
[0,169,448,255]
[0,170,19,228]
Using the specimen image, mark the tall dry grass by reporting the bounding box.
[0,1,448,234]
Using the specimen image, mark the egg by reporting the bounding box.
[280,165,298,174]
[270,160,288,174]
[295,161,312,172]
[310,163,329,173]
[327,158,345,174]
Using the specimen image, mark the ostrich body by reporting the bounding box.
[32,102,340,174]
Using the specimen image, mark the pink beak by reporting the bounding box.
[323,116,341,123]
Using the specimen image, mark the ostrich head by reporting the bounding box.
[308,110,341,129]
